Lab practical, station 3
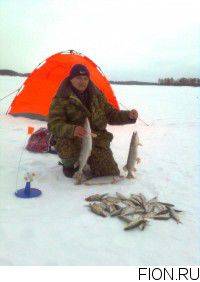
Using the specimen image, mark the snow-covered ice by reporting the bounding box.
[0,77,200,265]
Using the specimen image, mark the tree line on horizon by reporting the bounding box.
[158,77,200,86]
[1,69,200,87]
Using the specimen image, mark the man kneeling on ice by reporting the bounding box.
[48,64,138,178]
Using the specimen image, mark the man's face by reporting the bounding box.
[70,75,89,92]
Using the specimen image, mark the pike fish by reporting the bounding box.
[138,221,148,231]
[118,215,132,223]
[85,193,108,202]
[153,214,171,220]
[73,118,92,184]
[89,203,108,217]
[123,131,142,178]
[158,202,175,207]
[124,219,147,230]
[110,207,123,217]
[101,199,118,213]
[83,175,125,186]
[168,207,182,224]
[130,194,145,207]
[116,192,128,201]
[104,196,121,204]
[121,206,145,216]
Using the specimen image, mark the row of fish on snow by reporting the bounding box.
[85,192,183,231]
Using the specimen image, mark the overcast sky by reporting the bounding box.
[0,0,199,81]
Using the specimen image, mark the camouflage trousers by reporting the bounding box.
[61,146,120,177]
[88,146,120,177]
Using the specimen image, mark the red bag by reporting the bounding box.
[26,127,56,153]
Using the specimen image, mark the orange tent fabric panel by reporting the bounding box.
[8,51,119,120]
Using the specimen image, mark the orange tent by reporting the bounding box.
[7,50,119,120]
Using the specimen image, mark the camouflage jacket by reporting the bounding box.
[48,78,137,155]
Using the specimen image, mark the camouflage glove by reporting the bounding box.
[128,109,138,120]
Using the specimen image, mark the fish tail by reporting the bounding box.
[123,165,128,171]
[136,157,141,164]
[127,171,135,179]
[73,161,79,168]
[73,171,83,185]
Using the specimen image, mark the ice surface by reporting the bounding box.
[0,77,200,265]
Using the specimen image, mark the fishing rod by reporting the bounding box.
[118,101,151,126]
[15,127,35,192]
[0,88,19,102]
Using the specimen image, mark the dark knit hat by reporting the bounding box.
[69,64,90,79]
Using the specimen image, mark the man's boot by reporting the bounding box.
[58,161,79,178]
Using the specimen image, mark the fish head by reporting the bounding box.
[135,132,140,145]
[131,131,140,146]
